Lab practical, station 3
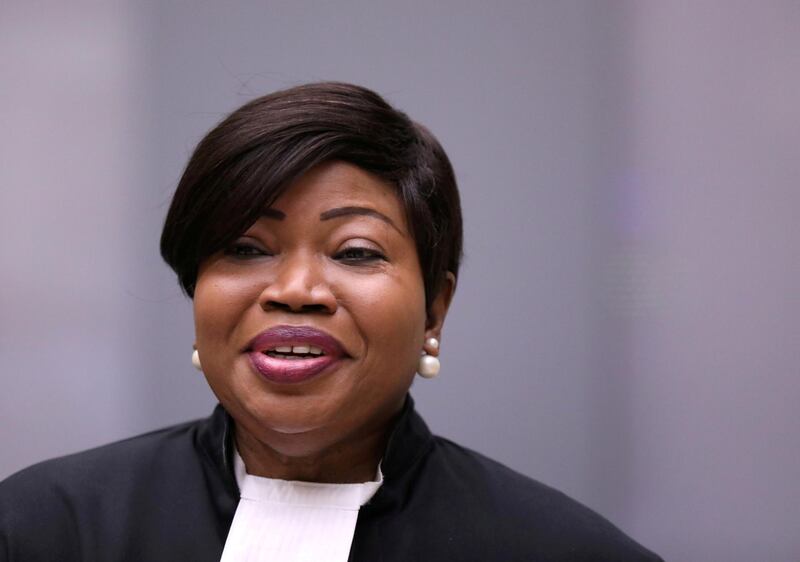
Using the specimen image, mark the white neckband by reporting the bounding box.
[220,448,383,562]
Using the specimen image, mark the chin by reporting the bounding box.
[244,394,349,437]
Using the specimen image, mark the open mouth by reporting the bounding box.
[263,345,325,359]
[247,325,346,383]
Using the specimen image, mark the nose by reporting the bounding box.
[258,252,337,315]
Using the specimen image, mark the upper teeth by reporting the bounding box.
[270,345,323,355]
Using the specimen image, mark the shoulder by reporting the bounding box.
[0,417,207,559]
[1,416,203,499]
[421,436,663,561]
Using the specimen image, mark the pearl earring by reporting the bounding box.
[417,337,440,379]
[192,349,202,371]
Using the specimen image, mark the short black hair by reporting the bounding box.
[160,82,462,310]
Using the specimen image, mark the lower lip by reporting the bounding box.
[247,352,339,384]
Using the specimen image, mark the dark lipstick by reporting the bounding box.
[246,325,347,384]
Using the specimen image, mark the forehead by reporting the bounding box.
[272,161,405,223]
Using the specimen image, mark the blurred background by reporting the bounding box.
[1,1,798,560]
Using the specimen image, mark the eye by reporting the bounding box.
[334,246,387,264]
[224,241,271,259]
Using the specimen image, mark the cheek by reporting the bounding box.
[193,274,255,352]
[337,270,427,361]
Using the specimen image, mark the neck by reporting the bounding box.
[234,411,398,484]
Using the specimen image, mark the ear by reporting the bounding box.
[425,272,456,340]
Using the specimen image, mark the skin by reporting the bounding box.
[193,161,454,483]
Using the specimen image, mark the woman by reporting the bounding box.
[0,82,662,561]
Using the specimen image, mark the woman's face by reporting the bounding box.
[193,161,451,460]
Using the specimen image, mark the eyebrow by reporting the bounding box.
[260,205,401,233]
[319,206,401,232]
[260,208,286,220]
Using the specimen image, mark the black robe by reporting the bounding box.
[0,397,662,561]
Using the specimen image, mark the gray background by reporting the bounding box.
[2,2,798,561]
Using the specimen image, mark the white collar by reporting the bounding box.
[233,448,383,509]
[220,448,384,561]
